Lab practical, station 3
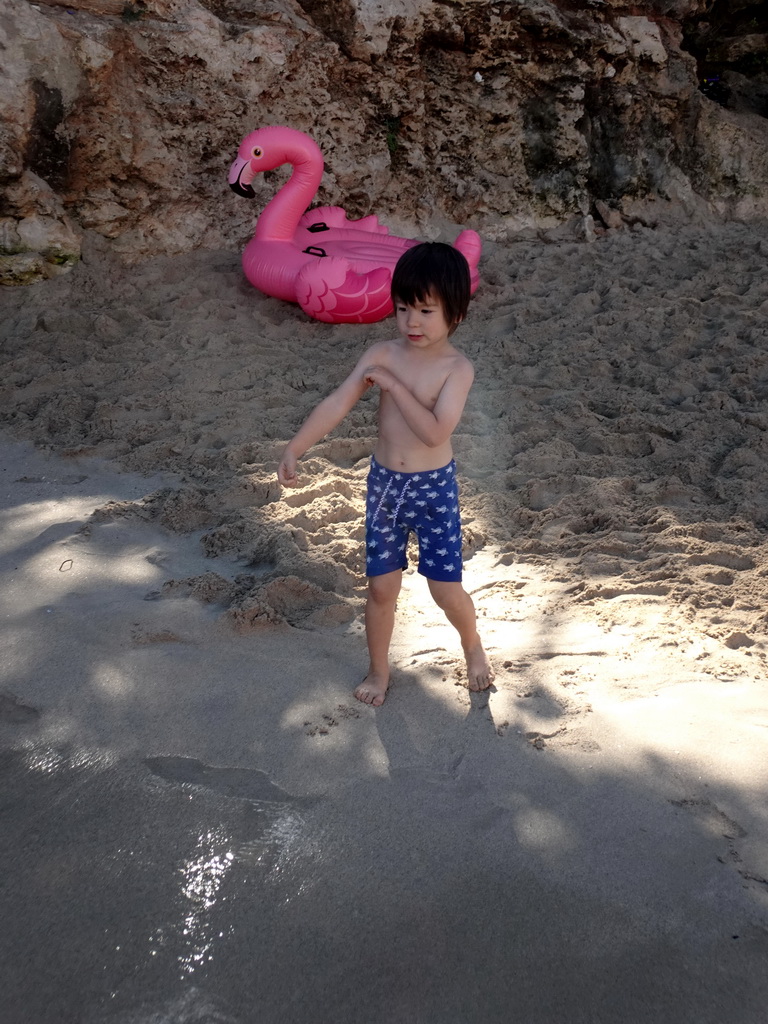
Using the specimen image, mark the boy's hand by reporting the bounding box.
[363,365,398,393]
[277,450,299,488]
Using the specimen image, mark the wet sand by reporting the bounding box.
[2,221,768,1021]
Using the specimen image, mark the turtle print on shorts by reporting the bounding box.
[365,456,463,582]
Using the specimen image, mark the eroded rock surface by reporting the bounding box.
[2,0,767,280]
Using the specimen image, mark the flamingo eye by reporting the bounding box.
[252,146,263,158]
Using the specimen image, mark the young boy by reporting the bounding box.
[277,242,494,706]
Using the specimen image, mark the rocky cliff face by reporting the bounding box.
[2,0,767,283]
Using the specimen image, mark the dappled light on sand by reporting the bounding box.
[3,222,768,1021]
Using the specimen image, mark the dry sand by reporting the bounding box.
[2,220,768,1022]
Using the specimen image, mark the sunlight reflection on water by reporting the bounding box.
[171,806,319,978]
[177,827,233,976]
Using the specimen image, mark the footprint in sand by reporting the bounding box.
[670,797,768,887]
[409,649,454,684]
[304,703,361,736]
[670,797,746,839]
[131,624,183,644]
[525,726,568,750]
[503,659,532,672]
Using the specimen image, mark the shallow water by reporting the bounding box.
[3,733,768,1024]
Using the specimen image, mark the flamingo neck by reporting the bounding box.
[254,149,323,242]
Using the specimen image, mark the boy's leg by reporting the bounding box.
[427,579,494,691]
[356,569,402,706]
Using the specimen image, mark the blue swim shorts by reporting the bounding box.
[365,457,463,582]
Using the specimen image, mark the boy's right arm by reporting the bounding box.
[277,346,383,487]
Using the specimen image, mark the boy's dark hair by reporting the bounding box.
[391,242,471,333]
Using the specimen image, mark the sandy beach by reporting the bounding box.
[2,220,768,1021]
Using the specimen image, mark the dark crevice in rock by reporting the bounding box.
[293,0,357,55]
[25,81,71,191]
[198,0,286,27]
[682,0,768,117]
[418,28,473,55]
[521,89,562,184]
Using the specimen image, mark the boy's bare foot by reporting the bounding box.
[464,641,495,691]
[354,670,389,706]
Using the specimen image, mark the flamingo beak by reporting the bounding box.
[228,155,256,199]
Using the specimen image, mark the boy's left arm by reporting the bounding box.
[364,361,474,448]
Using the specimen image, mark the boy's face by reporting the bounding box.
[394,292,455,349]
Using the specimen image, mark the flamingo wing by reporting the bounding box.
[297,206,390,236]
[297,257,393,324]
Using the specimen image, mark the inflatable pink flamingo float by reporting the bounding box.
[228,126,481,323]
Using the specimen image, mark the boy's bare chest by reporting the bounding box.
[394,358,451,408]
